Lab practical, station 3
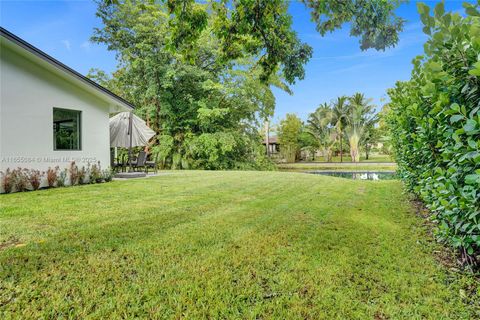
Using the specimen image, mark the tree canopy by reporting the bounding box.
[303,93,379,162]
[166,0,405,84]
[92,0,404,169]
[302,0,404,51]
[278,113,303,163]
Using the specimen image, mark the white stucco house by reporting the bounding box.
[0,27,134,173]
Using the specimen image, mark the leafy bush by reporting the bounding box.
[1,168,15,193]
[13,168,29,192]
[46,167,59,188]
[69,162,80,186]
[102,169,114,182]
[78,166,88,185]
[89,161,103,183]
[25,169,43,191]
[387,2,480,263]
[278,114,303,163]
[188,131,275,170]
[1,163,114,194]
[151,131,275,171]
[151,135,174,169]
[57,168,67,187]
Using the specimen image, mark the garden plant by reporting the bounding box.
[387,2,480,265]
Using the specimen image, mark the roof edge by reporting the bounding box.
[0,27,134,110]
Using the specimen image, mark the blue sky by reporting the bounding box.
[0,0,471,122]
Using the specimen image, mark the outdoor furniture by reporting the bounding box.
[131,151,147,172]
[112,153,127,172]
[110,112,156,170]
[145,153,158,174]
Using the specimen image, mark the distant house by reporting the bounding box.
[263,136,280,155]
[0,27,134,173]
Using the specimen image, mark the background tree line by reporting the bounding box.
[89,0,404,170]
[277,93,390,163]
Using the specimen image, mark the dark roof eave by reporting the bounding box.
[0,27,134,110]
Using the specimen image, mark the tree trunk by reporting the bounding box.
[265,121,270,157]
[340,132,343,162]
[349,135,360,163]
[155,102,160,133]
[323,148,329,162]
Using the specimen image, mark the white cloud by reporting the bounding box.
[62,39,71,51]
[326,63,371,74]
[80,41,91,52]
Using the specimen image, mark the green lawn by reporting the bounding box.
[277,161,397,172]
[0,171,477,319]
[310,154,394,163]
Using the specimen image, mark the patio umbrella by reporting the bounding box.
[109,112,156,168]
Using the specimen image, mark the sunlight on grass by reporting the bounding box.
[0,171,476,318]
[311,154,393,163]
[277,162,397,172]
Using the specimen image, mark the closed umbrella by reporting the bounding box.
[109,112,156,168]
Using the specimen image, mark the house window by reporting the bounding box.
[53,108,81,150]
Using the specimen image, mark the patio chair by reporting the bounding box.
[131,151,147,172]
[145,153,158,174]
[112,153,127,173]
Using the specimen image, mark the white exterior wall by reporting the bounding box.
[0,44,111,172]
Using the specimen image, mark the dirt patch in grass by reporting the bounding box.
[0,236,23,251]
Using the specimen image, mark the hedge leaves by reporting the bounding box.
[387,1,480,257]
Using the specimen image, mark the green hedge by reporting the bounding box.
[387,2,480,259]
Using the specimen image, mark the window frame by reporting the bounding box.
[53,107,82,151]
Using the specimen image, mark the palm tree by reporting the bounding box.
[307,103,336,162]
[331,96,350,162]
[361,120,377,160]
[346,93,377,162]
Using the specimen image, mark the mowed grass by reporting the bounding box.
[311,154,394,163]
[0,171,477,319]
[277,162,397,172]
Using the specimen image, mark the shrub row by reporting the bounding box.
[386,2,480,263]
[0,161,113,194]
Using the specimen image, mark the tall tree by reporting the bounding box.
[376,105,393,155]
[91,0,281,170]
[94,0,404,169]
[306,103,336,162]
[278,114,303,163]
[346,93,377,162]
[361,121,379,160]
[331,96,350,162]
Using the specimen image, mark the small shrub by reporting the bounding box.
[90,162,103,183]
[26,169,43,191]
[57,169,67,187]
[1,168,15,193]
[83,163,90,184]
[13,168,29,192]
[69,162,80,186]
[46,167,59,188]
[2,164,113,194]
[78,166,87,185]
[102,169,114,182]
